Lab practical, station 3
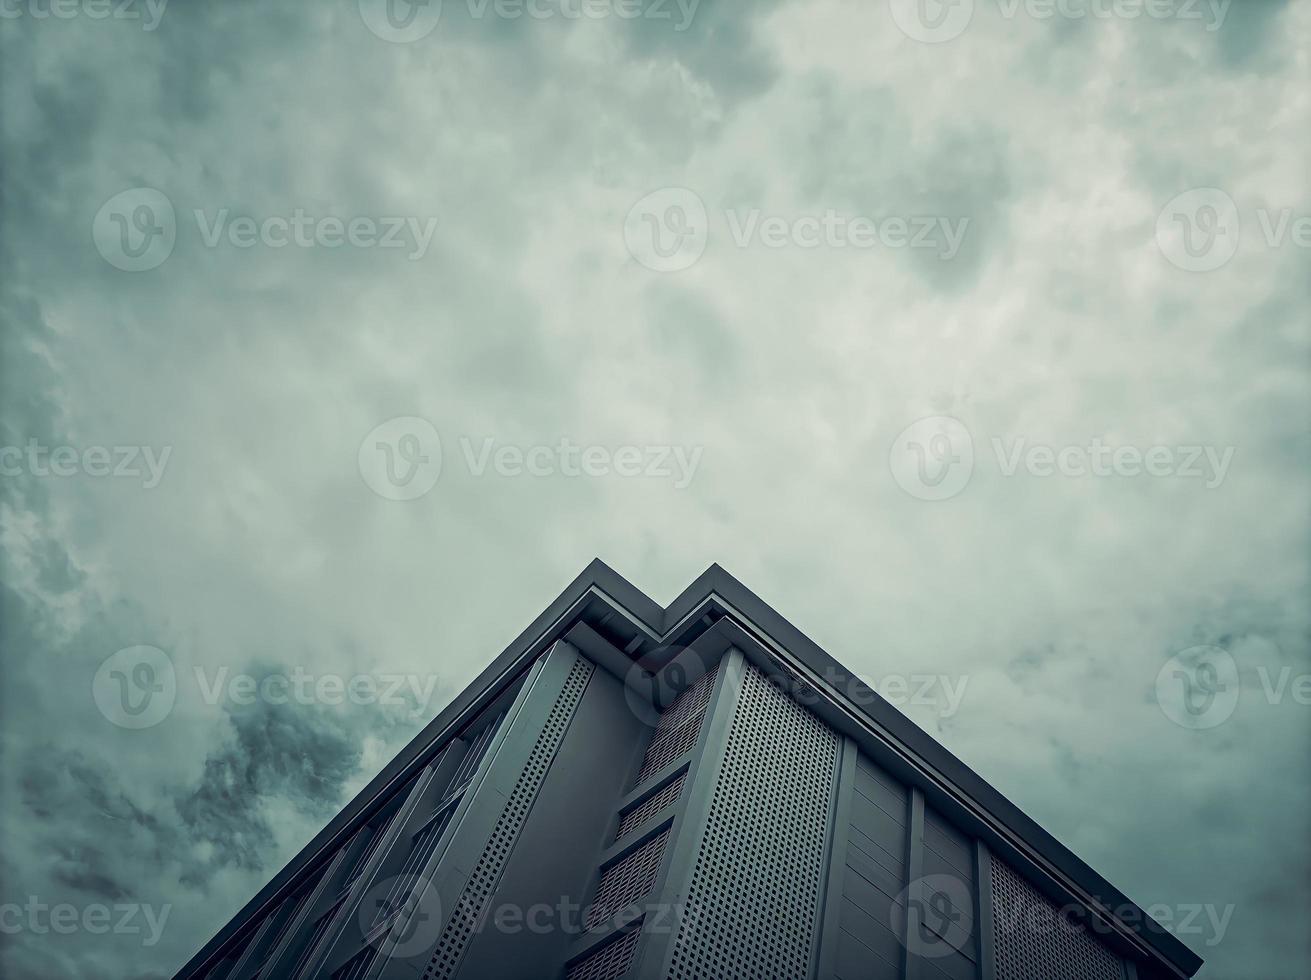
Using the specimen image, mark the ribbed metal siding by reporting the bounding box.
[990,856,1124,980]
[666,661,838,979]
[832,753,911,980]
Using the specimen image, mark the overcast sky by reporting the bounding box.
[1,1,1308,978]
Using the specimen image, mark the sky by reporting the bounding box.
[0,1,1307,978]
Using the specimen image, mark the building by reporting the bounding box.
[177,561,1203,980]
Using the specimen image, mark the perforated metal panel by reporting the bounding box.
[666,662,838,979]
[421,658,593,980]
[586,828,669,929]
[991,856,1124,980]
[616,772,685,842]
[636,665,718,785]
[565,927,642,980]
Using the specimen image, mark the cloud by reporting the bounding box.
[1,1,1308,978]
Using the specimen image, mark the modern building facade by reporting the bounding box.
[177,562,1203,980]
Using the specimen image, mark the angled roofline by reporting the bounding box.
[177,559,1203,979]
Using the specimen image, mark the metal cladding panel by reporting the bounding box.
[910,805,980,980]
[586,829,670,929]
[990,855,1124,980]
[666,661,839,979]
[636,664,718,785]
[615,772,685,842]
[566,927,642,980]
[419,656,593,980]
[832,752,911,980]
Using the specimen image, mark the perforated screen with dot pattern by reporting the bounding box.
[635,665,718,785]
[585,828,669,929]
[419,658,592,980]
[665,661,838,979]
[615,773,685,842]
[990,855,1125,980]
[565,927,642,980]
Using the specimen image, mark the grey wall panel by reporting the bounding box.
[662,659,839,980]
[989,855,1125,980]
[823,749,911,980]
[455,661,649,979]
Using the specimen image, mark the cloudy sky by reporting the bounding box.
[1,1,1307,977]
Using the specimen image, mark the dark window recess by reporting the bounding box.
[447,706,508,792]
[370,803,458,930]
[332,946,377,980]
[287,894,346,979]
